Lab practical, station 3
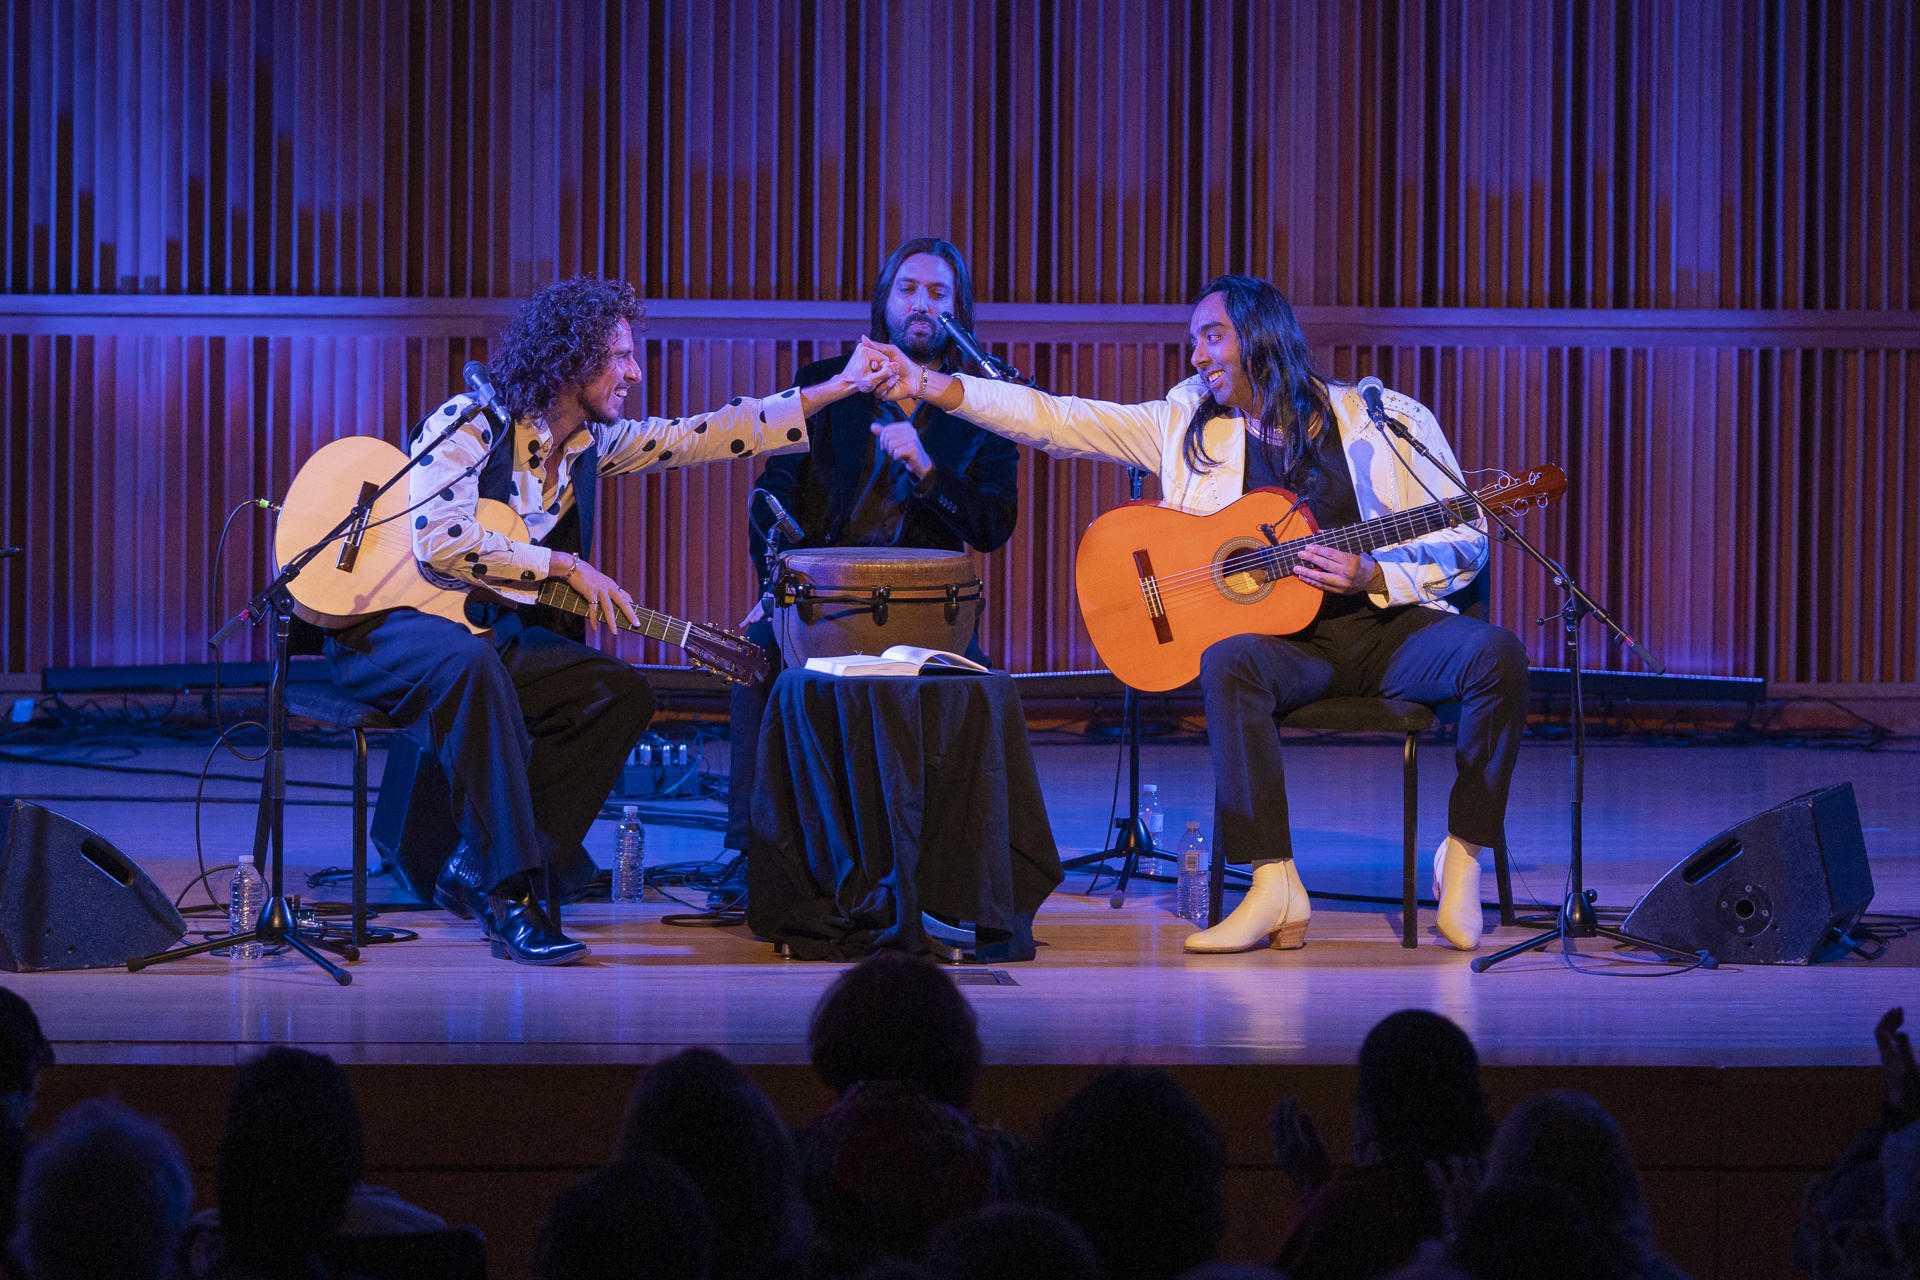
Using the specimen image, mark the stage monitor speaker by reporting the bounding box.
[369,729,460,906]
[0,800,186,971]
[1621,783,1873,964]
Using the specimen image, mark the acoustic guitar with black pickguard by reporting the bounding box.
[272,436,769,685]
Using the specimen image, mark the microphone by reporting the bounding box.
[1356,375,1414,442]
[1356,375,1387,421]
[755,489,805,543]
[462,361,509,426]
[936,313,1008,382]
[0,546,21,559]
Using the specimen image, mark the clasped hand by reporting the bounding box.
[844,337,933,477]
[848,336,920,404]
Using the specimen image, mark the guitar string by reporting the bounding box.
[1129,495,1479,598]
[1131,468,1545,596]
[1125,488,1550,611]
[300,475,754,674]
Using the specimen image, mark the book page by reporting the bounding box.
[878,645,987,672]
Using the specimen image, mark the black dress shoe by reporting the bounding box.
[480,889,589,966]
[432,844,485,925]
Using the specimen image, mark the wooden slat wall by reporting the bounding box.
[3,0,1916,687]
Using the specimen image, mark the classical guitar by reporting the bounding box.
[272,436,770,685]
[1074,465,1567,692]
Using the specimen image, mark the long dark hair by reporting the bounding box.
[869,237,977,374]
[492,276,645,422]
[1181,274,1338,477]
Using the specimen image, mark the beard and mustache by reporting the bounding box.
[889,314,946,364]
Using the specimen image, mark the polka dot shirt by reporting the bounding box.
[407,388,812,601]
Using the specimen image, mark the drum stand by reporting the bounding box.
[707,492,796,911]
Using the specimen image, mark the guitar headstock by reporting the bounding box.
[683,623,773,687]
[1477,464,1567,516]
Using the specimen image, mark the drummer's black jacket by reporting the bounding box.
[746,355,1020,582]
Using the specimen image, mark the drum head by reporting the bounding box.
[777,546,976,589]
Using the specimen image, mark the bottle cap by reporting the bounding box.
[623,804,640,819]
[1143,783,1157,793]
[1186,820,1200,829]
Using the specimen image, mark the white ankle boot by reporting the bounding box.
[1185,860,1310,953]
[1433,836,1487,951]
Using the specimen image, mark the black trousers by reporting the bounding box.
[1200,604,1528,864]
[325,610,655,892]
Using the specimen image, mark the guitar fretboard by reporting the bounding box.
[1260,492,1482,579]
[535,578,693,647]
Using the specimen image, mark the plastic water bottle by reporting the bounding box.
[1175,822,1209,924]
[1140,784,1165,847]
[228,860,265,961]
[613,805,646,903]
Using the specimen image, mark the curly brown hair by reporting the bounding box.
[493,276,645,422]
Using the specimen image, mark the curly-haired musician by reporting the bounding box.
[324,277,867,965]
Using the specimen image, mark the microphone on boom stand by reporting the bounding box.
[937,314,1026,383]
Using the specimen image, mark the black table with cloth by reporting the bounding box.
[744,668,1063,961]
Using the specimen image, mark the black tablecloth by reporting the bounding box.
[744,669,1063,960]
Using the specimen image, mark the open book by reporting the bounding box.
[803,645,989,677]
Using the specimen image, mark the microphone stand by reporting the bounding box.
[1358,404,1710,971]
[934,319,1176,905]
[1058,465,1184,906]
[129,402,494,982]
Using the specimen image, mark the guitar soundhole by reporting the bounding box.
[1214,539,1277,602]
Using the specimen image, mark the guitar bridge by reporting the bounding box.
[335,481,379,573]
[1134,550,1173,646]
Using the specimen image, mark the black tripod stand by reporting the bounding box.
[1060,468,1188,908]
[129,401,495,982]
[1355,406,1709,972]
[1469,575,1714,972]
[130,603,358,983]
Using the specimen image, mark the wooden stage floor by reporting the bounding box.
[5,731,1916,1279]
[3,733,1914,1070]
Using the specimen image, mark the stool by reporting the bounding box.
[284,679,392,947]
[1206,696,1516,948]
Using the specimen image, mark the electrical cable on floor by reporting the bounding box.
[649,858,748,927]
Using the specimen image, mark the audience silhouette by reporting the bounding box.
[8,985,1912,1279]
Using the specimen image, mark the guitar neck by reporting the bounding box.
[534,578,694,647]
[1267,492,1481,574]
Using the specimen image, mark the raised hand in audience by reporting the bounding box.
[1268,1097,1332,1194]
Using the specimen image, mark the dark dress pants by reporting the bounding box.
[1200,604,1528,864]
[325,609,655,892]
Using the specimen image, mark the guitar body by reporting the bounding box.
[274,436,522,635]
[1074,465,1566,692]
[1074,490,1325,693]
